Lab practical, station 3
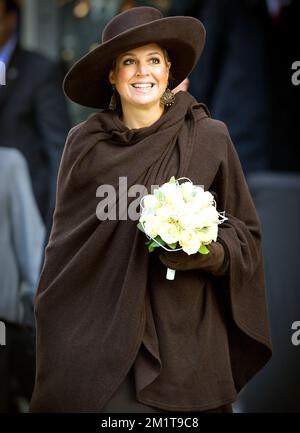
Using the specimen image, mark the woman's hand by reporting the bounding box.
[158,241,228,275]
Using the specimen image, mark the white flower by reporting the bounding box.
[157,182,185,209]
[155,205,177,223]
[158,222,180,244]
[188,190,214,214]
[180,181,197,202]
[197,224,218,244]
[195,206,220,228]
[143,214,160,238]
[142,194,159,212]
[177,207,197,230]
[179,229,201,255]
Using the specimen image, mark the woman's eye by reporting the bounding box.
[122,57,160,65]
[123,59,134,65]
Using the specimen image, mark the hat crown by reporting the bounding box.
[102,7,163,43]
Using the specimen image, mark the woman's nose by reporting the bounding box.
[136,61,149,75]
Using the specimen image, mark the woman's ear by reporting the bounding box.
[109,70,115,85]
[165,60,171,74]
[167,62,172,81]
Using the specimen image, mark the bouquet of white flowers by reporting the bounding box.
[137,176,227,280]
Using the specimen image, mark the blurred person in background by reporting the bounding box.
[0,0,71,240]
[59,0,123,124]
[189,0,300,176]
[126,0,198,15]
[188,0,271,176]
[263,0,300,172]
[0,147,45,413]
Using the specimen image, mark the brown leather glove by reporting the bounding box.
[158,240,229,276]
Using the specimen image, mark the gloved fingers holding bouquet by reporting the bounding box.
[158,240,228,276]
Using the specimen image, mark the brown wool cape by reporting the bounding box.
[29,91,272,413]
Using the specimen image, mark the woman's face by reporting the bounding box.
[109,43,171,111]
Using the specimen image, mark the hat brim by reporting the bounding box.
[63,16,205,109]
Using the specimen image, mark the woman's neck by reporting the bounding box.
[120,103,165,129]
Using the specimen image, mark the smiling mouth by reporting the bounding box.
[130,83,155,89]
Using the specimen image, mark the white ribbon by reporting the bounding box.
[166,268,176,280]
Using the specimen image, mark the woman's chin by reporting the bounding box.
[129,96,162,108]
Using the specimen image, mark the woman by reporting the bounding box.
[29,7,272,413]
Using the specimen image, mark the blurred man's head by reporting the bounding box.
[0,0,19,48]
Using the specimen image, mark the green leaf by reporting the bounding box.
[146,240,159,253]
[168,242,178,249]
[154,235,167,247]
[169,176,176,184]
[137,222,145,233]
[145,236,167,253]
[198,244,210,254]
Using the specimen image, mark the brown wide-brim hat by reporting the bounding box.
[63,6,206,109]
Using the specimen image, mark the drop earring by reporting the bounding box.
[108,85,117,111]
[160,85,175,107]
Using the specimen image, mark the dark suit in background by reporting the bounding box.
[189,0,271,176]
[265,0,300,172]
[189,0,300,176]
[0,45,71,238]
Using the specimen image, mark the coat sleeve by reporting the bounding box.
[210,122,272,392]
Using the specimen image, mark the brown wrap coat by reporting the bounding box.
[29,91,272,412]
